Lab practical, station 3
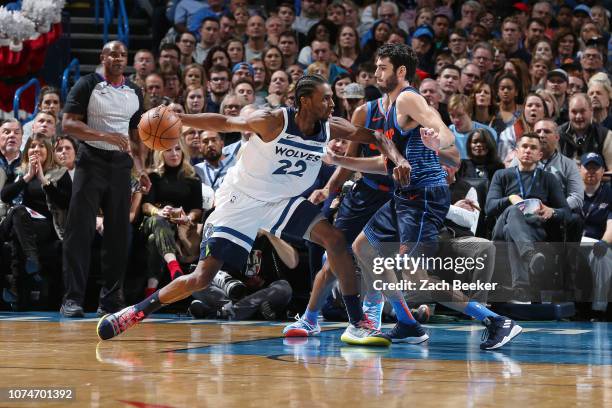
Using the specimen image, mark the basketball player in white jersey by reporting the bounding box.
[97,74,410,346]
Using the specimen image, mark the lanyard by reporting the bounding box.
[205,159,227,189]
[514,167,539,198]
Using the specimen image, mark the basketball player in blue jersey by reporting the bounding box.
[97,75,412,346]
[329,44,522,350]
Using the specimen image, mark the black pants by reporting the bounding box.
[2,205,56,262]
[193,280,292,320]
[62,143,133,309]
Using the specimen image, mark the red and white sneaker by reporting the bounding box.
[97,306,145,340]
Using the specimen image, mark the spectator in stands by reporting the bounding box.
[309,40,348,84]
[218,93,244,145]
[141,140,202,297]
[467,24,490,49]
[331,73,352,119]
[552,28,578,67]
[231,62,254,86]
[500,17,530,63]
[456,0,482,30]
[250,59,268,103]
[471,81,495,126]
[158,44,181,71]
[434,50,454,76]
[340,83,366,121]
[184,86,206,114]
[265,15,283,47]
[160,63,182,102]
[48,136,77,241]
[568,73,586,98]
[558,93,612,169]
[544,69,568,116]
[53,136,76,176]
[232,6,249,38]
[359,21,392,65]
[536,88,562,124]
[60,41,147,318]
[175,32,197,68]
[188,230,296,321]
[486,133,570,302]
[195,130,235,191]
[523,18,546,57]
[174,0,213,33]
[572,5,592,34]
[203,46,230,75]
[0,120,23,218]
[491,73,523,136]
[234,79,256,106]
[245,15,267,62]
[194,16,221,64]
[206,65,231,114]
[167,102,185,115]
[298,20,338,67]
[182,63,207,90]
[498,92,549,165]
[581,45,606,84]
[292,0,326,35]
[336,26,361,75]
[532,39,553,64]
[437,64,462,104]
[219,13,237,44]
[278,31,300,68]
[588,76,612,130]
[460,63,481,96]
[448,94,498,159]
[529,57,550,92]
[505,58,532,99]
[263,70,291,110]
[471,42,495,82]
[457,128,504,183]
[225,39,245,66]
[182,126,203,166]
[144,73,165,110]
[531,1,553,30]
[21,112,57,151]
[448,28,469,61]
[263,46,284,73]
[412,25,436,75]
[1,134,71,297]
[579,152,612,315]
[130,50,155,91]
[590,6,610,40]
[530,119,585,212]
[287,63,305,84]
[277,2,296,32]
[419,79,450,125]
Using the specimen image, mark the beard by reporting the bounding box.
[378,75,399,94]
[204,150,222,162]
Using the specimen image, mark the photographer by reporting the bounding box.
[189,230,297,320]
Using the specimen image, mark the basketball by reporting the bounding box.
[138,106,182,151]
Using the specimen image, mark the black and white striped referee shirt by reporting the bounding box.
[63,73,143,151]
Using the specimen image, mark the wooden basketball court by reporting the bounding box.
[0,312,610,407]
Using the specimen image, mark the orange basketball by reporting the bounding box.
[138,106,182,151]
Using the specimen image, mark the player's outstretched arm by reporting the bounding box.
[324,150,387,174]
[177,109,282,140]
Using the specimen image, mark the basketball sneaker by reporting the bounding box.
[386,321,429,343]
[283,314,321,337]
[97,306,146,340]
[362,300,384,330]
[340,316,391,347]
[480,316,522,350]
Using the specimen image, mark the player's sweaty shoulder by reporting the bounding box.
[249,108,284,142]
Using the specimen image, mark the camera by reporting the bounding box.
[212,270,247,301]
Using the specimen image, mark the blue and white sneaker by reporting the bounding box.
[362,301,384,330]
[480,316,522,350]
[282,314,321,337]
[386,321,429,344]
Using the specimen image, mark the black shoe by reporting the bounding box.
[188,299,214,319]
[60,300,84,318]
[524,250,546,275]
[259,301,277,320]
[480,316,522,350]
[386,321,429,344]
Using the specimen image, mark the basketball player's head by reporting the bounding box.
[295,74,334,119]
[101,41,128,77]
[375,43,418,93]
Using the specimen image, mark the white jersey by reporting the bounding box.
[222,107,330,202]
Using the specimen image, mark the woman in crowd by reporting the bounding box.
[471,81,496,126]
[141,140,202,298]
[182,63,206,89]
[331,73,353,119]
[457,128,504,183]
[203,46,231,74]
[298,19,338,66]
[532,38,553,63]
[491,73,524,135]
[183,86,206,114]
[263,46,284,73]
[498,93,549,165]
[503,58,531,99]
[225,39,245,66]
[552,28,579,66]
[336,25,361,74]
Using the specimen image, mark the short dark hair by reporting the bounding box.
[279,30,298,42]
[209,64,231,77]
[201,16,220,27]
[295,74,327,109]
[439,64,461,77]
[159,43,180,56]
[375,43,418,82]
[519,132,541,146]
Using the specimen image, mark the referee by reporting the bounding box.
[60,41,150,317]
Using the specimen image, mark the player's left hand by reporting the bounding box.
[420,127,440,152]
[393,159,411,186]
